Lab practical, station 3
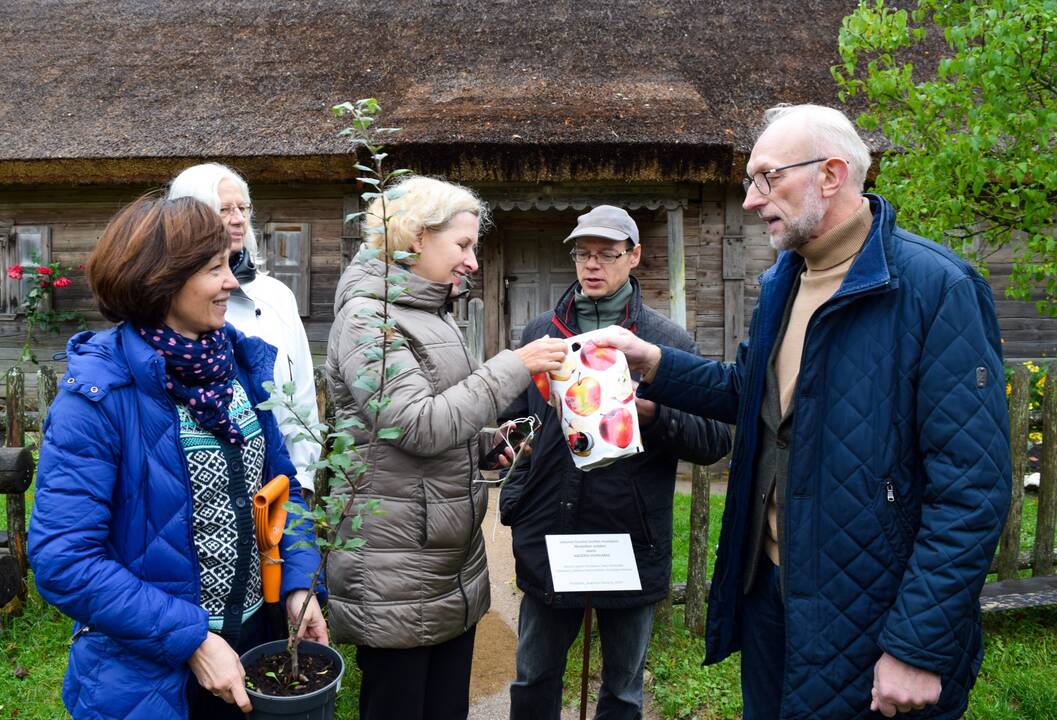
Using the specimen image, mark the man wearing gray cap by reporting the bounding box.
[499,206,731,719]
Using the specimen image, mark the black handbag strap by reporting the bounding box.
[218,441,255,648]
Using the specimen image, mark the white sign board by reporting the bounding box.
[545,533,642,593]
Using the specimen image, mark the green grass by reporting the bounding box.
[1019,495,1039,551]
[968,607,1057,719]
[0,572,71,719]
[2,489,1054,719]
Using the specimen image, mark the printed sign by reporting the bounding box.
[545,533,642,592]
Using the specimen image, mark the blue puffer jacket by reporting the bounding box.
[29,322,323,720]
[640,195,1010,719]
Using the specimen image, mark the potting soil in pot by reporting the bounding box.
[245,650,339,696]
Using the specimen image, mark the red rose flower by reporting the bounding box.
[53,276,72,288]
[7,265,23,280]
[37,266,53,276]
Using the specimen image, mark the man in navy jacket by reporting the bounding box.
[595,105,1010,719]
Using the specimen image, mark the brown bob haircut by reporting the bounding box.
[87,195,230,325]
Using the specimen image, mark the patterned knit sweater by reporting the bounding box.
[177,379,265,628]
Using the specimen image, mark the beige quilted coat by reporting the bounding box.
[325,255,530,648]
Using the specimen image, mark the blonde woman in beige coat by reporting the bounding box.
[325,176,567,720]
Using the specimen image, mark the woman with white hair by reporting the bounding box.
[326,175,567,719]
[168,164,321,497]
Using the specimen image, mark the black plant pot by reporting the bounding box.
[240,640,345,720]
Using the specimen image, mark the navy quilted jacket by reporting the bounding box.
[29,322,323,720]
[640,195,1010,719]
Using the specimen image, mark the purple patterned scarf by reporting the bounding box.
[136,324,246,446]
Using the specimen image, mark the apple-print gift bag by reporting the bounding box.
[532,329,644,471]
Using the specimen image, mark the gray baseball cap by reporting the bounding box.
[563,205,639,246]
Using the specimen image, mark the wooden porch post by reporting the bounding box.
[340,191,361,274]
[666,207,686,329]
[484,230,505,357]
[722,185,745,362]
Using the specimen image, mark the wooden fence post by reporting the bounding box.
[1033,371,1057,576]
[654,589,673,628]
[4,367,27,607]
[0,447,35,609]
[997,365,1030,580]
[684,464,711,635]
[36,365,58,429]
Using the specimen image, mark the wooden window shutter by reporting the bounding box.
[0,221,12,314]
[262,222,311,317]
[4,225,52,314]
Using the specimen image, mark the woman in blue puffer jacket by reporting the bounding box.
[28,196,327,720]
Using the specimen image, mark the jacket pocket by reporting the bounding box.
[875,479,914,562]
[66,629,111,713]
[419,478,429,547]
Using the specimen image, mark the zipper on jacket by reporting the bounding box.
[450,307,478,631]
[172,401,205,605]
[779,279,894,606]
[884,480,914,541]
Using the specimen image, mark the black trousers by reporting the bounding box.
[187,608,271,720]
[356,625,478,720]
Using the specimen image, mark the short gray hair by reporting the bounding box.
[168,163,262,266]
[762,104,872,191]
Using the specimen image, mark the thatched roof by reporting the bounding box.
[0,0,875,182]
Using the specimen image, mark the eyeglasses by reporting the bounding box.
[569,248,631,264]
[219,203,252,218]
[742,158,828,195]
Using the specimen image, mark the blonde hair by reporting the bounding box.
[363,176,489,257]
[168,162,263,267]
[762,104,872,191]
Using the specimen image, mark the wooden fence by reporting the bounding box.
[3,362,1057,620]
[981,364,1057,612]
[1,366,55,613]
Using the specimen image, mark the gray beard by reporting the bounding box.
[769,188,825,253]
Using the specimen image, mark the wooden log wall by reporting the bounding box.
[695,184,774,361]
[982,243,1057,360]
[0,182,356,366]
[2,181,1055,370]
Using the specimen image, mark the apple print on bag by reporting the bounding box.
[542,328,644,470]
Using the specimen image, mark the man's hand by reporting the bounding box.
[631,381,657,425]
[285,590,329,646]
[870,652,942,717]
[188,632,252,712]
[591,326,662,382]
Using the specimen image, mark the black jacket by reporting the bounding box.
[499,278,732,608]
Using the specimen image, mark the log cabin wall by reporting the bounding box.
[0,182,353,367]
[1,180,1055,379]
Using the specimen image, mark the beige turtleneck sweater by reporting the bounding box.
[765,198,872,566]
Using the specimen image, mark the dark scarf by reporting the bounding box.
[230,248,257,304]
[136,324,246,446]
